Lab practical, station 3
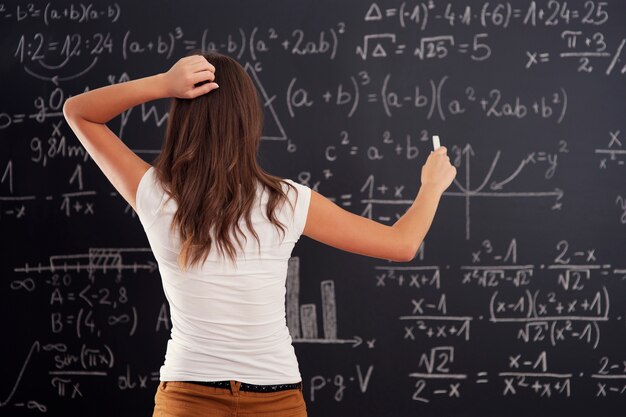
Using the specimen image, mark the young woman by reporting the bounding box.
[63,51,456,417]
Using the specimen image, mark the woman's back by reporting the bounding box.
[63,49,455,415]
[136,166,311,384]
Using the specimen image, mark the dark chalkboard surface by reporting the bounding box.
[1,0,625,416]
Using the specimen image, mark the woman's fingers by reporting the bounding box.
[165,55,218,98]
[191,70,215,84]
[190,56,216,73]
[183,82,219,99]
[201,61,216,73]
[188,82,219,98]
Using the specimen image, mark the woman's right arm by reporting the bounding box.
[302,146,456,262]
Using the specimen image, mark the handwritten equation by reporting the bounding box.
[1,0,625,416]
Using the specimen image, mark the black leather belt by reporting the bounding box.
[187,380,302,393]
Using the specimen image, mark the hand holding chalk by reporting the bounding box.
[421,134,456,194]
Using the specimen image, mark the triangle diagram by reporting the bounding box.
[245,63,288,141]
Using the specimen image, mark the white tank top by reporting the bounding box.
[135,166,311,384]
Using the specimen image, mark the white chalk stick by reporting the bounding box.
[432,135,440,150]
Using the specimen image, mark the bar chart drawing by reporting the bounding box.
[286,257,362,346]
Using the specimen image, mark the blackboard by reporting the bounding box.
[1,0,625,416]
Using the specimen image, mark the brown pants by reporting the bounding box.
[152,380,308,417]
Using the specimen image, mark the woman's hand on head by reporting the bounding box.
[161,55,219,99]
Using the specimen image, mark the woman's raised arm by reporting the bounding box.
[62,55,219,211]
[302,146,456,262]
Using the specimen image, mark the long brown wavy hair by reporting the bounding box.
[151,50,295,271]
